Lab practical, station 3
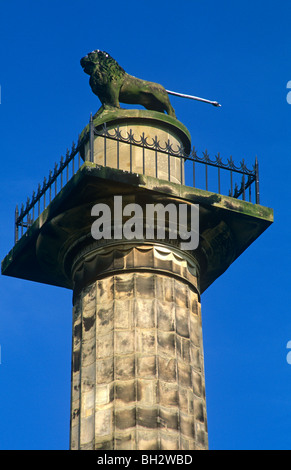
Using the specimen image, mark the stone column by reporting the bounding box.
[1,107,274,452]
[70,244,208,450]
[68,110,207,450]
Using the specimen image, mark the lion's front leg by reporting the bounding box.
[101,80,122,110]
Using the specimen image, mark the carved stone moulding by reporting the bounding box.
[69,242,200,303]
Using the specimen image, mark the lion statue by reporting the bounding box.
[80,50,176,118]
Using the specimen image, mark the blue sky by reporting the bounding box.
[1,0,291,450]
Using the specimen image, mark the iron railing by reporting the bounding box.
[14,140,83,243]
[14,114,260,243]
[91,119,259,203]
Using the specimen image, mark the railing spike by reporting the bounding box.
[191,146,198,159]
[216,152,222,164]
[255,155,260,204]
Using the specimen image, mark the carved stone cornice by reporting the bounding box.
[69,242,200,301]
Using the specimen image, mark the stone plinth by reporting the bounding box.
[80,109,191,184]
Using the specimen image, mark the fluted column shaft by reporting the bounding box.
[70,245,208,450]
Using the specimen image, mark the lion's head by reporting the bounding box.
[80,50,125,81]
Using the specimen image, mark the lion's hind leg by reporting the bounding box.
[163,100,176,118]
[142,83,176,118]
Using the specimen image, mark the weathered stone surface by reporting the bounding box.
[80,51,177,118]
[70,267,208,450]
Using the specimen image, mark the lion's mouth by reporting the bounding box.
[81,63,89,74]
[80,58,94,75]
